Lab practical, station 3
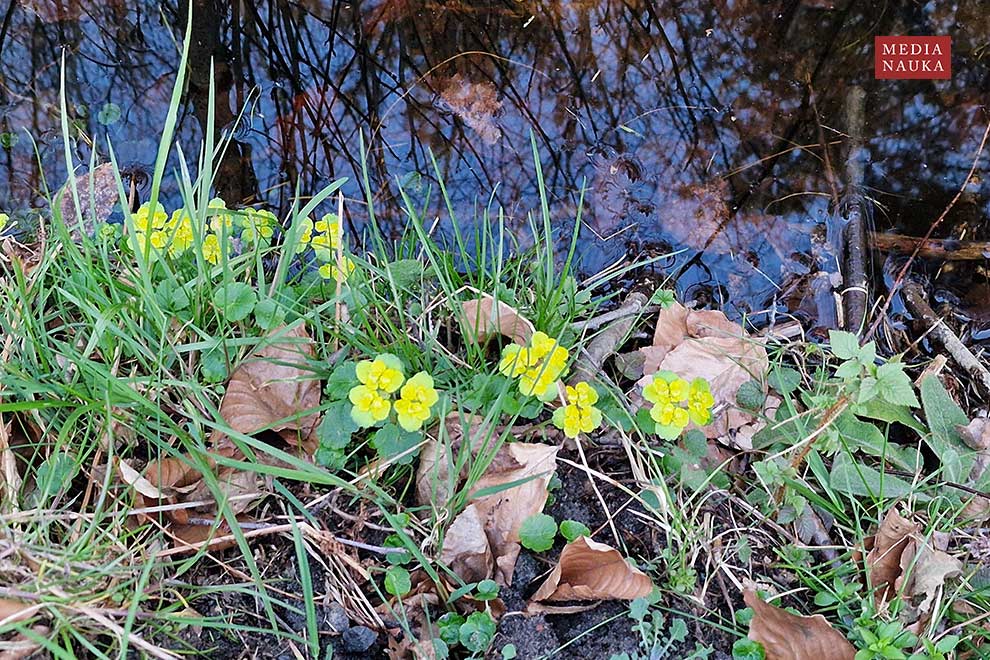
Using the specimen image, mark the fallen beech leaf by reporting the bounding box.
[438,74,503,145]
[460,293,535,347]
[439,442,557,586]
[897,535,962,628]
[744,590,855,660]
[439,504,493,583]
[531,536,653,602]
[639,302,768,448]
[416,413,490,507]
[866,508,918,604]
[0,598,34,624]
[955,418,990,519]
[217,323,321,453]
[117,457,166,499]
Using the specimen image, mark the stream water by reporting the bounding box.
[1,0,988,327]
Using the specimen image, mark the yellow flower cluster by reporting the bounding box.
[240,208,276,244]
[642,371,715,439]
[293,213,356,284]
[552,382,603,439]
[348,354,439,431]
[0,212,9,233]
[498,331,569,401]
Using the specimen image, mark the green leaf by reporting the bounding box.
[314,447,346,470]
[36,452,76,498]
[253,297,284,330]
[829,452,929,501]
[318,403,357,450]
[502,643,518,660]
[371,424,421,465]
[835,360,862,380]
[97,102,121,126]
[876,362,919,407]
[736,380,766,411]
[519,513,557,552]
[732,638,766,660]
[459,612,496,654]
[920,376,968,451]
[559,520,591,542]
[829,330,861,361]
[212,281,257,322]
[437,613,464,645]
[200,344,229,383]
[853,399,926,434]
[384,566,411,596]
[325,361,357,401]
[475,579,499,601]
[386,259,425,288]
[768,367,801,395]
[857,376,879,404]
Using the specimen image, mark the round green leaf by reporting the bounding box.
[384,566,411,596]
[519,513,557,552]
[213,281,257,322]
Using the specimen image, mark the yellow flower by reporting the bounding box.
[311,232,335,261]
[668,378,689,402]
[650,402,689,428]
[642,378,669,405]
[355,354,405,393]
[242,208,276,244]
[500,332,569,401]
[132,202,168,234]
[207,198,235,235]
[687,378,715,425]
[318,257,356,283]
[314,213,342,243]
[0,213,8,232]
[566,381,599,408]
[166,209,194,255]
[293,218,314,254]
[394,372,440,431]
[202,232,222,265]
[349,385,391,427]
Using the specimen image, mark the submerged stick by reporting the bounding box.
[901,281,990,400]
[870,231,990,261]
[839,86,869,333]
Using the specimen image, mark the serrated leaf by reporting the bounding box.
[325,361,357,401]
[371,423,421,465]
[768,367,801,395]
[853,399,926,434]
[876,362,919,407]
[386,258,425,289]
[828,330,861,361]
[834,360,862,380]
[318,402,357,449]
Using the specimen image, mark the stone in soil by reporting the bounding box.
[341,625,378,653]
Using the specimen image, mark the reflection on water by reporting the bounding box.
[1,0,988,323]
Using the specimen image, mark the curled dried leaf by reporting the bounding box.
[217,323,321,453]
[744,590,855,660]
[531,536,653,602]
[866,508,918,604]
[460,293,535,347]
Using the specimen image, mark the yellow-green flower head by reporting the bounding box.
[642,377,669,405]
[166,208,194,256]
[394,371,440,431]
[552,403,603,439]
[318,257,355,283]
[132,202,168,234]
[498,343,533,378]
[349,385,391,427]
[355,354,405,393]
[0,213,8,232]
[499,332,569,401]
[566,381,599,409]
[650,402,689,428]
[315,213,341,239]
[201,232,222,265]
[293,218,314,254]
[241,208,276,244]
[687,378,715,425]
[311,232,337,261]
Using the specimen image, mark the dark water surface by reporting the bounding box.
[1,0,988,323]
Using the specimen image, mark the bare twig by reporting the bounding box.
[870,231,990,261]
[839,85,869,333]
[901,281,990,400]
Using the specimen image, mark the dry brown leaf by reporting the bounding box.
[530,536,653,602]
[0,624,48,660]
[0,599,34,624]
[744,590,856,660]
[439,504,493,583]
[897,537,962,626]
[460,294,535,347]
[439,442,557,586]
[416,413,489,507]
[866,508,919,604]
[639,302,768,447]
[217,323,321,453]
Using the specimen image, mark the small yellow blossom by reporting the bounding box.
[241,208,276,244]
[355,354,405,393]
[687,378,715,425]
[349,385,391,427]
[0,213,8,232]
[318,257,356,283]
[650,402,689,428]
[201,232,222,265]
[553,381,603,438]
[166,209,195,256]
[207,198,235,235]
[293,218,314,254]
[394,372,440,431]
[499,331,569,401]
[132,202,168,234]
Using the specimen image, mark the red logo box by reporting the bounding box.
[875,36,951,79]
